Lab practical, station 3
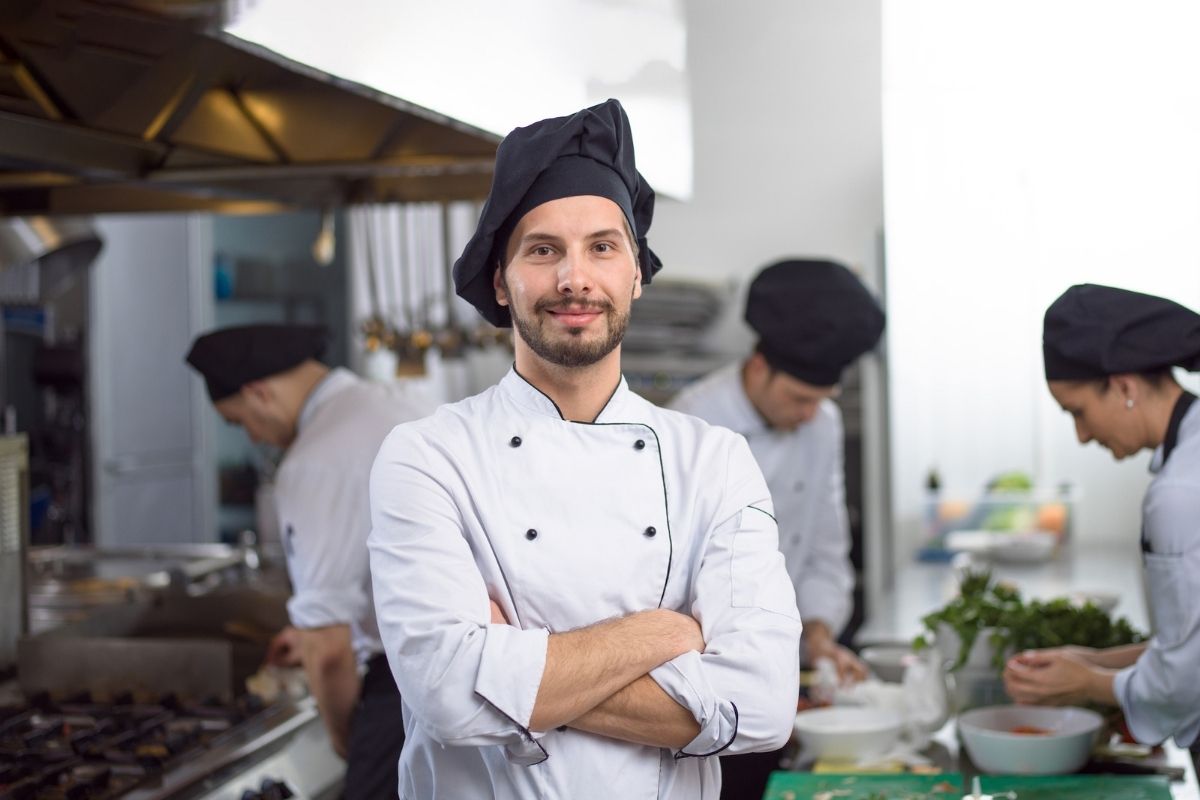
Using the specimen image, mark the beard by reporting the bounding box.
[508,292,631,368]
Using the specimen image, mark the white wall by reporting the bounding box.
[652,0,884,357]
[883,0,1200,555]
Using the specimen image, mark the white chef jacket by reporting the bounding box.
[276,368,433,665]
[1114,396,1200,747]
[669,362,855,636]
[368,367,802,800]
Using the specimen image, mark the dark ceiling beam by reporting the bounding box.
[0,39,70,120]
[0,108,164,176]
[0,183,291,215]
[227,84,289,163]
[145,157,495,183]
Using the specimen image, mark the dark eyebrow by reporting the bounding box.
[519,232,563,245]
[586,228,625,241]
[519,228,628,246]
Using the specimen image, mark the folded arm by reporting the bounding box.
[649,439,804,757]
[488,600,702,748]
[570,675,701,748]
[369,437,552,754]
[529,609,703,732]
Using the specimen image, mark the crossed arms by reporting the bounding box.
[490,600,703,748]
[367,434,802,757]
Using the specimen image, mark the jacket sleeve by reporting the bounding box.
[650,435,803,756]
[1113,481,1200,746]
[277,462,371,631]
[368,427,549,761]
[791,403,855,637]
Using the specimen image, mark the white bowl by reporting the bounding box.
[793,706,904,761]
[860,643,917,683]
[958,704,1104,775]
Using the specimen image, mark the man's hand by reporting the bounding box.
[264,626,303,668]
[803,620,867,684]
[1003,648,1115,706]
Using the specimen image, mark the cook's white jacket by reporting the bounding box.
[1115,397,1200,747]
[368,368,803,799]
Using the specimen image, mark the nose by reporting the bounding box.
[556,249,593,297]
[1074,418,1091,444]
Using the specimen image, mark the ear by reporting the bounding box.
[493,264,509,308]
[243,380,272,405]
[745,351,770,380]
[632,264,643,300]
[1111,374,1138,404]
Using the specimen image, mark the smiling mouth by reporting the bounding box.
[546,307,603,326]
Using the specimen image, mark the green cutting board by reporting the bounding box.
[979,774,1173,799]
[762,772,963,799]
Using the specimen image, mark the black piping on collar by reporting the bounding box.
[1162,390,1198,466]
[511,364,623,424]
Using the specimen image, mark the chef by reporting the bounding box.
[367,99,802,800]
[186,324,431,800]
[1004,284,1200,752]
[671,259,884,684]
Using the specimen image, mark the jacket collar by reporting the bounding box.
[1149,393,1200,474]
[705,361,769,436]
[500,366,632,423]
[297,367,357,433]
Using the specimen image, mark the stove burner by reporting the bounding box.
[0,693,263,799]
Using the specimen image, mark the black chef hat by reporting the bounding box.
[1043,284,1200,381]
[452,98,662,327]
[185,324,329,402]
[745,259,886,387]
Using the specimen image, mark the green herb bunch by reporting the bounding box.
[912,569,1145,671]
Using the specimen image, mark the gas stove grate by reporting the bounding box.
[0,692,264,800]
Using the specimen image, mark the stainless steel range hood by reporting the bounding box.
[0,0,501,215]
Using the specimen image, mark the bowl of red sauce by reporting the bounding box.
[958,704,1104,775]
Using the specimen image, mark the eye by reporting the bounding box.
[529,245,555,257]
[593,241,617,253]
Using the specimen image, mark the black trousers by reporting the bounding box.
[718,746,788,800]
[343,654,405,800]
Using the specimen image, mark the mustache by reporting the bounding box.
[534,298,614,314]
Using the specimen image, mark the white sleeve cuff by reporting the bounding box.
[1113,664,1156,745]
[474,623,549,734]
[287,588,367,629]
[650,650,739,757]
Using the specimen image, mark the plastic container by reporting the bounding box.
[920,483,1075,562]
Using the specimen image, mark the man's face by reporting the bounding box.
[745,355,839,431]
[1048,379,1139,459]
[214,386,290,448]
[494,194,641,369]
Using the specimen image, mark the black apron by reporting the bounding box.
[343,654,404,800]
